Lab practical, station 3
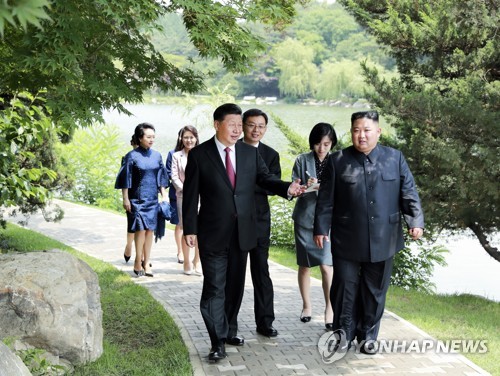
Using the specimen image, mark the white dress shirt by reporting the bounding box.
[214,136,236,173]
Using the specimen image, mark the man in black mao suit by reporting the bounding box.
[314,111,424,354]
[183,103,304,362]
[240,108,280,337]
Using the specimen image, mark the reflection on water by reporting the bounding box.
[431,230,500,302]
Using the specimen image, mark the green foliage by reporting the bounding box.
[170,0,306,72]
[270,112,309,155]
[269,196,295,248]
[392,240,448,293]
[1,1,202,129]
[1,0,307,128]
[0,93,67,225]
[316,59,366,100]
[57,124,124,211]
[272,38,318,98]
[0,0,51,35]
[385,286,500,375]
[16,348,67,376]
[340,0,500,261]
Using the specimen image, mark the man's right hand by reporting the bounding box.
[184,234,197,248]
[314,235,329,249]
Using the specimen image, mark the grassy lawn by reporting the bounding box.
[270,246,499,375]
[0,224,192,376]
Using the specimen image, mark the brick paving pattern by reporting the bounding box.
[7,200,490,375]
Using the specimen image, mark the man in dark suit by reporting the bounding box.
[240,108,280,337]
[183,103,304,362]
[314,111,424,354]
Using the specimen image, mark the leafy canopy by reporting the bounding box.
[1,0,309,127]
[340,0,499,261]
[0,0,308,218]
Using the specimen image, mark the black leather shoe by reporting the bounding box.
[225,336,245,346]
[360,340,378,355]
[208,344,227,362]
[256,326,278,337]
[325,323,334,331]
[332,339,352,353]
[124,253,131,263]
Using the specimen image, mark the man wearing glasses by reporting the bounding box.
[240,108,281,338]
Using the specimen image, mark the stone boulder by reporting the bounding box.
[0,250,103,365]
[0,341,31,376]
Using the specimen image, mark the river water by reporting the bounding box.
[102,103,500,302]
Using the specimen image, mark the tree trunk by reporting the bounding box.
[468,223,500,263]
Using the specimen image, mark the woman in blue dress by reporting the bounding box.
[115,123,168,277]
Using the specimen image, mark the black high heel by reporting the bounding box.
[324,309,334,330]
[133,269,144,277]
[124,254,131,263]
[300,309,311,323]
[142,261,153,277]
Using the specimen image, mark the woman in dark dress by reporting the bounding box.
[115,123,168,277]
[292,123,337,329]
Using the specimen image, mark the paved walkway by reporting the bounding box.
[7,200,489,375]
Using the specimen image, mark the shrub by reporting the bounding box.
[269,196,295,248]
[392,238,448,293]
[0,93,67,227]
[57,124,125,211]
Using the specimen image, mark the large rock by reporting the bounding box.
[0,250,103,365]
[0,341,31,376]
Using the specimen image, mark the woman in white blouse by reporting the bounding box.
[171,125,202,275]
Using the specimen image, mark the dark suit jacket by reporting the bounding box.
[254,142,281,241]
[314,145,424,263]
[183,137,289,252]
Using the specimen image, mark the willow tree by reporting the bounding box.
[272,38,318,98]
[340,0,499,261]
[0,0,309,221]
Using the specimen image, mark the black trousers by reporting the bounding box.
[199,228,248,346]
[226,229,248,338]
[331,255,394,342]
[249,238,275,329]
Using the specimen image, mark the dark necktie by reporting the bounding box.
[225,147,236,188]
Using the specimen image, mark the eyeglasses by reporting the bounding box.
[244,123,267,130]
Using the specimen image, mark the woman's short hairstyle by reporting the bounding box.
[134,122,155,144]
[308,122,337,150]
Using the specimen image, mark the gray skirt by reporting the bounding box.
[294,222,332,267]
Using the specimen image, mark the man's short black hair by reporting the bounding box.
[243,108,268,125]
[213,103,242,122]
[351,111,379,126]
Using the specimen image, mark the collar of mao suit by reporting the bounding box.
[352,144,381,165]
